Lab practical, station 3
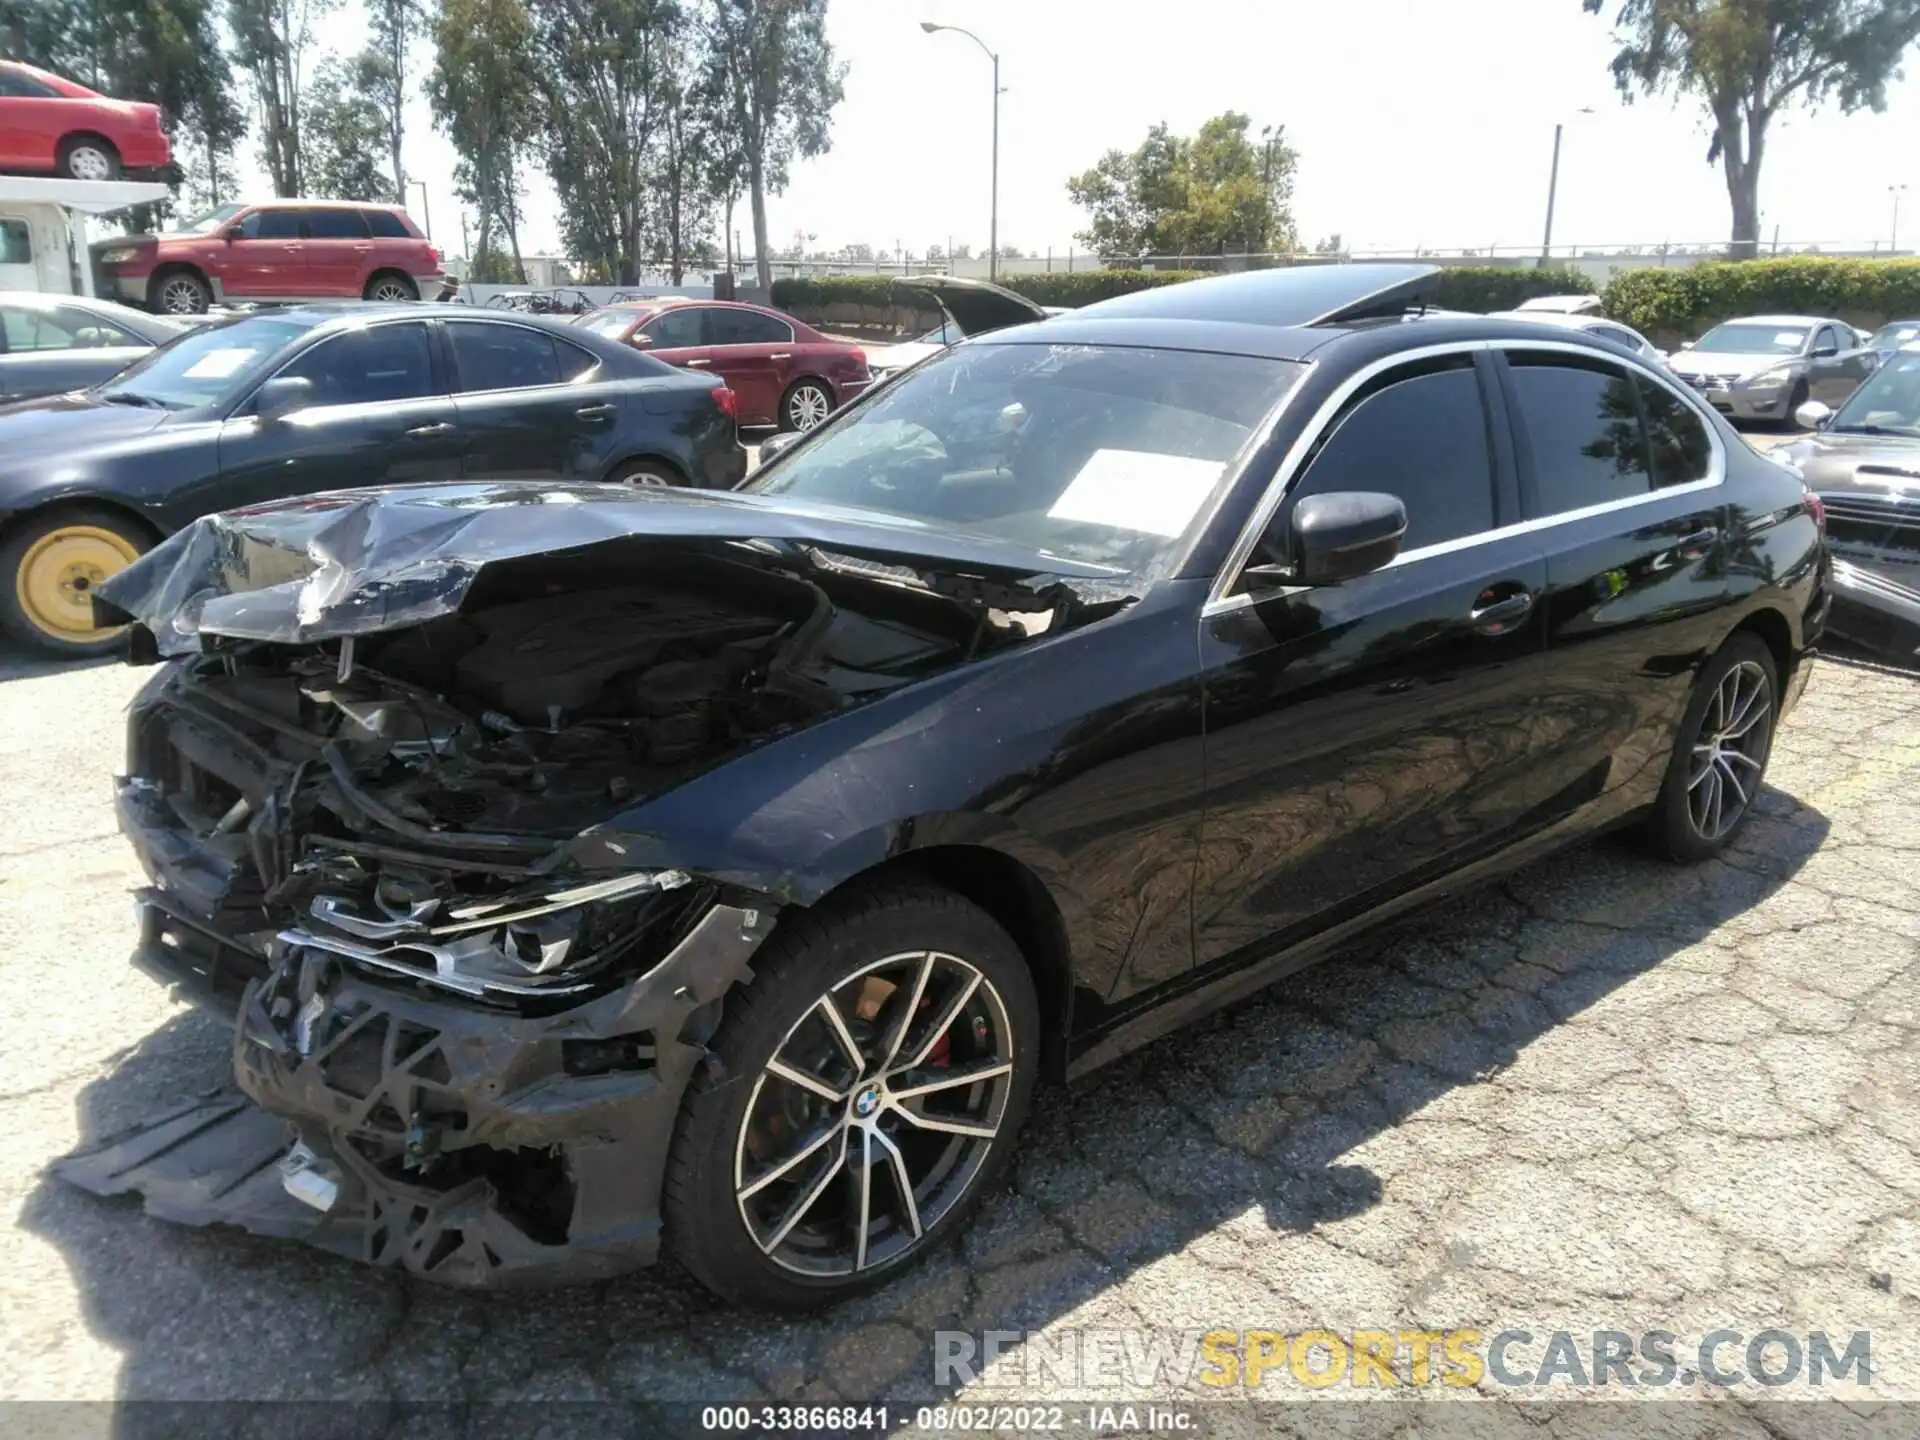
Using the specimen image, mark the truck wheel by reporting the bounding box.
[0,506,151,658]
[152,270,212,315]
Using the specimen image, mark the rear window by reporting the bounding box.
[305,209,370,239]
[367,210,413,239]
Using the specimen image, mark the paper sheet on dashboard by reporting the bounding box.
[1046,448,1225,537]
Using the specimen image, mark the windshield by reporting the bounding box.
[1829,351,1920,437]
[176,203,246,235]
[746,342,1300,574]
[577,308,642,339]
[1869,322,1920,352]
[1691,323,1808,356]
[95,316,313,410]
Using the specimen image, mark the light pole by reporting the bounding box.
[1893,184,1909,255]
[921,21,1000,281]
[1539,109,1594,267]
[405,177,433,245]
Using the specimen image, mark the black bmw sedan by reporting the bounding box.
[64,265,1826,1308]
[0,304,745,656]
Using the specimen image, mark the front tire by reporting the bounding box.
[0,506,151,658]
[664,882,1040,1310]
[150,269,212,315]
[1645,633,1777,862]
[780,380,833,433]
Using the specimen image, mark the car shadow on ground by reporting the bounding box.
[20,783,1831,1423]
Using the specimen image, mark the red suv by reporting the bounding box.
[93,201,443,314]
[0,60,171,181]
[576,299,870,430]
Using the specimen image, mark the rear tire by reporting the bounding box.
[150,269,212,316]
[780,380,833,433]
[607,458,684,487]
[1644,633,1778,863]
[664,882,1040,1310]
[0,506,152,659]
[57,135,120,182]
[363,272,419,303]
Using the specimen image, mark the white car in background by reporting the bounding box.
[1514,293,1603,316]
[1486,309,1666,366]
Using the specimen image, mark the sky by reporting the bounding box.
[290,0,1920,262]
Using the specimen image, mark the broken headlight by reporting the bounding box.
[293,869,694,997]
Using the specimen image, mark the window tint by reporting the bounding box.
[0,219,31,266]
[554,337,599,382]
[238,209,304,240]
[1508,353,1650,516]
[0,304,141,352]
[1636,377,1713,487]
[449,322,560,391]
[366,210,412,239]
[0,71,56,98]
[279,322,435,406]
[1286,359,1495,554]
[305,209,370,239]
[710,308,793,345]
[641,307,705,347]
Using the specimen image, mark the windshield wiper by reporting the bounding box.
[100,392,164,409]
[1833,423,1920,437]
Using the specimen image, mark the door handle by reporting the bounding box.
[685,358,711,367]
[1676,525,1720,557]
[1469,588,1534,635]
[404,421,455,438]
[575,403,616,424]
[771,353,791,360]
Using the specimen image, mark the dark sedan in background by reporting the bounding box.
[0,292,186,403]
[0,304,745,656]
[1784,349,1920,658]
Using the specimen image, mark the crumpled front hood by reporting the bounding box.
[97,479,1125,653]
[1781,431,1920,493]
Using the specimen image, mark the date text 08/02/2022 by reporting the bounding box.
[698,1405,1196,1432]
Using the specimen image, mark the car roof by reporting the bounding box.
[1718,314,1832,326]
[244,199,407,211]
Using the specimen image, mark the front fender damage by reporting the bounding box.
[55,902,776,1288]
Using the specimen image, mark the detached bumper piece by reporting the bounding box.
[1826,556,1920,661]
[56,903,775,1288]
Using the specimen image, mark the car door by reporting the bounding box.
[633,305,712,378]
[301,208,373,296]
[1807,322,1878,407]
[1190,351,1558,976]
[213,318,462,509]
[446,318,612,478]
[0,301,151,401]
[1497,346,1731,817]
[704,307,793,425]
[224,208,308,299]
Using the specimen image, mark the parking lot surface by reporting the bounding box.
[4,447,1919,1435]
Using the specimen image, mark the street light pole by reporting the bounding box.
[406,177,433,245]
[921,21,1000,281]
[1539,109,1595,268]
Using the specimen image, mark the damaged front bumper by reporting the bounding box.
[58,902,776,1287]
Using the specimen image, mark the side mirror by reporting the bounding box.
[1285,491,1408,586]
[253,375,314,423]
[1795,399,1834,431]
[757,430,804,465]
[629,331,654,347]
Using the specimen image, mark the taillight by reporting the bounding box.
[426,245,440,267]
[713,385,739,418]
[849,348,868,373]
[1805,491,1826,531]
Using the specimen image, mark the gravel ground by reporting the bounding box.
[10,429,1920,1437]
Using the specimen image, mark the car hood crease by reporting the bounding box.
[95,480,1126,652]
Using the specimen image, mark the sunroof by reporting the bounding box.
[1072,264,1440,329]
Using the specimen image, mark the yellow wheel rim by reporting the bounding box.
[14,524,140,642]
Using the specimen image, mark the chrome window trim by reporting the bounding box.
[1201,336,1728,618]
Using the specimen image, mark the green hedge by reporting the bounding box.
[1600,257,1920,335]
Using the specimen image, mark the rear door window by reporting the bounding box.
[448,321,561,392]
[1284,356,1497,553]
[710,309,793,345]
[1505,352,1652,517]
[305,209,370,239]
[278,321,437,406]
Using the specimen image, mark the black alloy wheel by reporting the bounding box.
[664,883,1039,1309]
[1648,633,1777,862]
